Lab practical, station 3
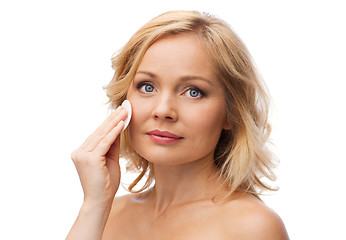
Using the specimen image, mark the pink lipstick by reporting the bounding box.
[147,130,183,144]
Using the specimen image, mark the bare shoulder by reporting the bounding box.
[102,193,141,240]
[107,192,143,220]
[220,193,289,240]
[109,193,134,213]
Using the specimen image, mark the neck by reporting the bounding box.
[145,154,224,215]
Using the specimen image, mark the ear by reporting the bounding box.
[223,119,232,130]
[223,124,232,130]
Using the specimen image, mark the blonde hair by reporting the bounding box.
[106,10,278,198]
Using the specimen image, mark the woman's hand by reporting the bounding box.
[71,106,127,207]
[66,106,127,240]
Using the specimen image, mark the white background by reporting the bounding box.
[0,0,345,239]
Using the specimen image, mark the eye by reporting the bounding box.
[137,82,155,93]
[186,88,204,98]
[144,84,154,92]
[189,89,200,97]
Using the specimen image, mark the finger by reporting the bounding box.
[80,106,123,148]
[93,120,124,157]
[82,107,127,151]
[106,132,121,161]
[106,137,121,184]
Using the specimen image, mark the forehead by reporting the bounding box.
[136,33,217,81]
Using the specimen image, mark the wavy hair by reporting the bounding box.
[106,10,278,198]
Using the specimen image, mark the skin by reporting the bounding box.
[66,33,289,240]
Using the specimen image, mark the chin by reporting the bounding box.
[138,150,188,166]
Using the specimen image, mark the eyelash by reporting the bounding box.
[136,81,206,98]
[185,87,205,98]
[136,82,155,93]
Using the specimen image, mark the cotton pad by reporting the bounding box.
[121,100,132,132]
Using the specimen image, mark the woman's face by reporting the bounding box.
[126,33,229,166]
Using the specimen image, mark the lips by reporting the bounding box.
[147,130,183,144]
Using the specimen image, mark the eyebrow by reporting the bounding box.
[136,70,213,84]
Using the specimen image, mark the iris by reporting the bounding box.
[188,89,201,98]
[144,84,154,92]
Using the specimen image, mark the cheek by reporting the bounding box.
[191,115,224,145]
[126,93,153,151]
[181,103,226,148]
[183,103,226,131]
[127,86,146,123]
[127,96,145,129]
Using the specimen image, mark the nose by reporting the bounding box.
[152,94,178,122]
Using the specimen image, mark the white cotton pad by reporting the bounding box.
[121,100,132,132]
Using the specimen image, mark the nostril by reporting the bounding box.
[154,114,175,121]
[152,102,178,121]
[154,115,173,120]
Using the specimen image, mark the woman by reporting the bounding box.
[67,11,289,239]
